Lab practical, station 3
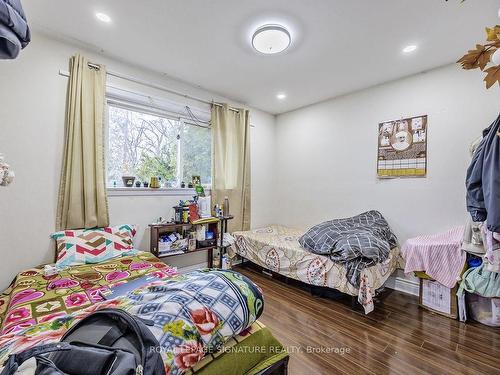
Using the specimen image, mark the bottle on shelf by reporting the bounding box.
[223,196,230,217]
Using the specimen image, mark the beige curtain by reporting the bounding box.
[56,54,109,230]
[211,104,251,233]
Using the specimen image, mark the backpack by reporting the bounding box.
[1,309,165,375]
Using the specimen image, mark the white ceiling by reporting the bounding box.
[23,0,500,114]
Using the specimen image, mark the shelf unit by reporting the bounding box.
[149,221,218,268]
[149,216,234,269]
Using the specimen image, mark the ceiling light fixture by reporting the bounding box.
[402,44,417,53]
[276,93,287,100]
[252,25,291,54]
[95,12,112,23]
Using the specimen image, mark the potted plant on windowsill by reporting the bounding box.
[121,175,136,187]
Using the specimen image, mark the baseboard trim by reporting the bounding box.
[385,276,419,296]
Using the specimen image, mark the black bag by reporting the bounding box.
[1,309,165,375]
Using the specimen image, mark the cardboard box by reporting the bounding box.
[418,278,458,319]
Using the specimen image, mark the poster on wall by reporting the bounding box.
[377,115,427,178]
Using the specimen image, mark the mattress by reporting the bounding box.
[0,253,285,374]
[233,225,402,313]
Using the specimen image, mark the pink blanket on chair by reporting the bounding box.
[401,226,466,288]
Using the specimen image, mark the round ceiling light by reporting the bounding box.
[95,12,112,23]
[252,25,291,54]
[402,44,417,53]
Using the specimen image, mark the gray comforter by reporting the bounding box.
[299,210,398,288]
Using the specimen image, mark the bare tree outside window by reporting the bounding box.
[107,105,211,187]
[180,123,212,186]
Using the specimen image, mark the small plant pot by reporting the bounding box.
[122,176,135,187]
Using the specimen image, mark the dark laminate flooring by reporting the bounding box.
[235,265,500,375]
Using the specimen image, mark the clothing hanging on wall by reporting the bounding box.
[469,135,483,156]
[466,113,500,231]
[463,136,486,255]
[0,0,30,59]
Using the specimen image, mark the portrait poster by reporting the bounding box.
[377,115,427,178]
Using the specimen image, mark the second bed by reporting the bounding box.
[233,225,402,314]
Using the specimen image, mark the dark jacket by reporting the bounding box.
[0,0,30,59]
[466,113,500,231]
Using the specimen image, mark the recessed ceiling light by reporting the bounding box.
[95,12,112,23]
[276,93,287,100]
[402,45,417,53]
[252,25,291,54]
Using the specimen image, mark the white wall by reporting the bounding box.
[273,64,500,244]
[0,33,276,289]
[2,32,498,293]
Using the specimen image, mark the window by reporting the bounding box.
[107,104,211,188]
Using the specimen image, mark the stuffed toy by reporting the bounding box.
[0,154,14,186]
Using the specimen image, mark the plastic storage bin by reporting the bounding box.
[468,293,500,327]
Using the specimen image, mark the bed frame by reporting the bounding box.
[257,356,289,375]
[238,258,391,310]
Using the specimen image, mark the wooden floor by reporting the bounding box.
[234,265,500,375]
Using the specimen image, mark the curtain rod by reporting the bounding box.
[58,68,256,128]
[83,62,243,113]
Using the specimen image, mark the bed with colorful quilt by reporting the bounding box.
[233,220,402,314]
[0,225,288,375]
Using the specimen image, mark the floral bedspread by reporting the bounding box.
[233,225,403,314]
[0,267,264,375]
[0,251,178,335]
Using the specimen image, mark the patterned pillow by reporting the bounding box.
[51,224,138,269]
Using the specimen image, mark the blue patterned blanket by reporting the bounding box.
[118,269,264,374]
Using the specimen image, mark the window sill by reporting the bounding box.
[107,187,211,197]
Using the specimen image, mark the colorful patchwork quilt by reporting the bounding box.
[0,251,178,335]
[0,267,264,375]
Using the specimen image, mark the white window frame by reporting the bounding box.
[105,98,212,197]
